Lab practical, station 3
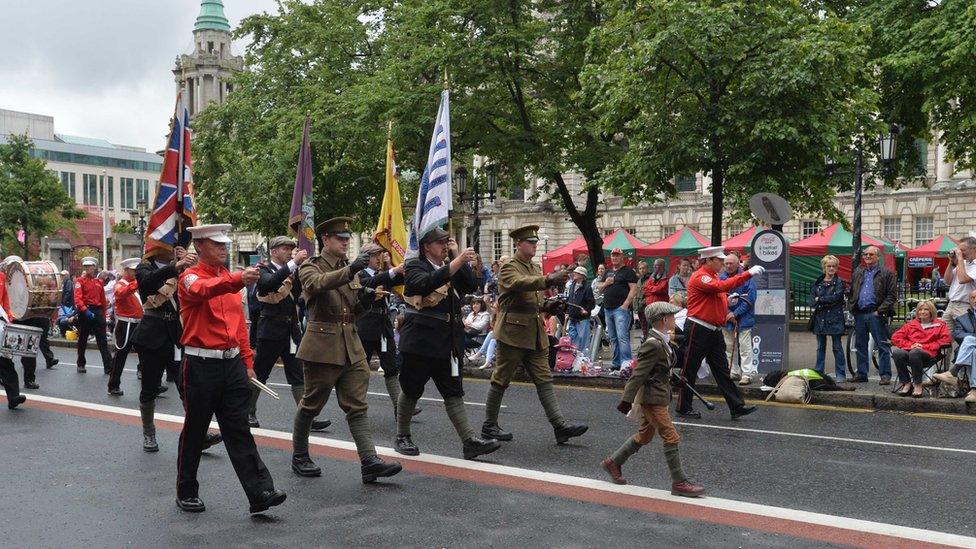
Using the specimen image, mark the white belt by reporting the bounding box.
[184,346,240,359]
[117,316,141,324]
[688,317,721,331]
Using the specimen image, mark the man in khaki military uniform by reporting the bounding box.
[482,225,588,444]
[290,217,402,483]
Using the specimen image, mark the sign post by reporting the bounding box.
[747,193,793,374]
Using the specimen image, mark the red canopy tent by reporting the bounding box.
[790,223,897,285]
[571,229,648,262]
[541,236,587,274]
[723,226,760,256]
[636,227,710,274]
[906,235,958,285]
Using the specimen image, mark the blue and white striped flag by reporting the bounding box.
[407,89,453,257]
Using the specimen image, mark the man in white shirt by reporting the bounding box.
[943,237,976,340]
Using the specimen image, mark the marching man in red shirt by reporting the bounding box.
[0,270,27,409]
[74,256,114,374]
[107,258,143,396]
[175,224,285,515]
[677,246,764,420]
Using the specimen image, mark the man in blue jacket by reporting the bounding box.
[720,252,757,385]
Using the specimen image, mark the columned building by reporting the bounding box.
[174,0,244,119]
[464,140,976,263]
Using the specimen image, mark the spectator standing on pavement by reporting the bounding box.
[676,246,761,420]
[592,263,607,328]
[931,267,946,298]
[640,259,669,339]
[668,259,692,297]
[942,238,976,340]
[720,251,758,385]
[60,270,74,307]
[809,255,848,382]
[602,248,638,370]
[890,300,950,397]
[566,266,596,354]
[848,246,897,384]
[933,289,976,402]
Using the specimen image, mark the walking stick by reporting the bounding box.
[671,371,715,410]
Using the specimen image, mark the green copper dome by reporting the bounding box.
[194,0,231,32]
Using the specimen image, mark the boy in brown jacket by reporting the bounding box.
[601,301,705,497]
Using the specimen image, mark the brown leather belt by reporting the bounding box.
[504,306,540,315]
[318,313,356,324]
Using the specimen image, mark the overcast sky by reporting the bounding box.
[0,0,284,150]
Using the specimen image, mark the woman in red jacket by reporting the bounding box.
[890,300,951,397]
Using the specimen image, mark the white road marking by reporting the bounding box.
[265,382,504,408]
[17,393,976,549]
[674,421,976,456]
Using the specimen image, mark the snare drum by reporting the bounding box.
[0,321,43,358]
[2,256,63,320]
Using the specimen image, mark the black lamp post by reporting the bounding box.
[456,165,497,254]
[825,124,900,267]
[131,198,148,252]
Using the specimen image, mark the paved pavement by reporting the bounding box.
[2,346,976,547]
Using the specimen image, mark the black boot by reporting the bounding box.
[463,437,501,460]
[311,419,332,432]
[176,497,205,513]
[554,422,588,444]
[482,422,513,441]
[361,455,402,483]
[249,489,287,514]
[394,434,420,456]
[7,394,26,409]
[202,432,223,450]
[292,453,322,477]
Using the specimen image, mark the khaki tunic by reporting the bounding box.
[622,331,675,407]
[296,251,366,365]
[491,256,552,388]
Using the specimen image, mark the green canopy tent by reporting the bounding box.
[789,223,898,287]
[572,229,649,267]
[636,227,710,274]
[906,235,958,285]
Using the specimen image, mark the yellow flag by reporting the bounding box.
[374,137,408,267]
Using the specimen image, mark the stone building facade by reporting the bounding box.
[174,0,244,118]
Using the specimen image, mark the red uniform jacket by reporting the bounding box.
[113,277,144,320]
[891,319,951,358]
[0,271,11,320]
[178,261,254,370]
[74,273,107,312]
[642,274,670,304]
[686,266,753,327]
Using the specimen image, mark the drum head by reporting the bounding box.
[5,262,28,319]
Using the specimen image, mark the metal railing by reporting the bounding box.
[789,281,948,323]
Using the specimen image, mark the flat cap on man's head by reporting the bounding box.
[509,225,540,243]
[315,217,354,238]
[269,236,296,250]
[644,301,681,324]
[420,227,451,245]
[187,224,233,243]
[361,242,386,255]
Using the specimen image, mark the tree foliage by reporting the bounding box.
[0,134,84,259]
[583,0,880,244]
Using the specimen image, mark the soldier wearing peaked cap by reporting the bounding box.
[175,223,285,514]
[107,258,143,397]
[291,217,402,483]
[74,256,113,375]
[481,225,588,445]
[392,227,500,460]
[248,235,331,433]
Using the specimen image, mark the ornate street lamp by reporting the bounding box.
[456,165,497,254]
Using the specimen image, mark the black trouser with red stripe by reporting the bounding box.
[135,343,178,404]
[76,306,113,370]
[0,357,22,401]
[676,320,745,414]
[108,319,138,391]
[177,355,274,503]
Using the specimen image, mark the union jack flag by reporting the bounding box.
[143,91,197,256]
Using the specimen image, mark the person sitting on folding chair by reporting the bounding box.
[890,300,951,398]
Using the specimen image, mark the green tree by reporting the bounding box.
[0,133,84,259]
[583,0,880,244]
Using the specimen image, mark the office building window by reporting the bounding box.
[882,218,901,243]
[83,174,98,205]
[492,231,503,260]
[675,174,696,192]
[137,179,150,204]
[914,216,934,246]
[104,175,114,208]
[121,178,135,210]
[801,220,820,238]
[60,172,76,200]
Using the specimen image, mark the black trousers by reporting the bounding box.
[108,319,139,391]
[135,343,178,404]
[176,355,274,502]
[253,337,304,385]
[677,321,745,413]
[76,307,112,370]
[14,317,56,380]
[0,357,22,400]
[361,338,398,378]
[399,351,463,399]
[892,347,935,384]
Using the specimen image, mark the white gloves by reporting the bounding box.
[747,265,766,277]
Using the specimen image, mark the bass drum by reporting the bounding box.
[2,256,63,320]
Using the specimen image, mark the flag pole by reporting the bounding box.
[443,69,453,237]
[176,68,187,247]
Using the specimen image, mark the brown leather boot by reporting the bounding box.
[601,458,626,485]
[671,480,705,498]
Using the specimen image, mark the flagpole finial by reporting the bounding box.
[443,68,449,90]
